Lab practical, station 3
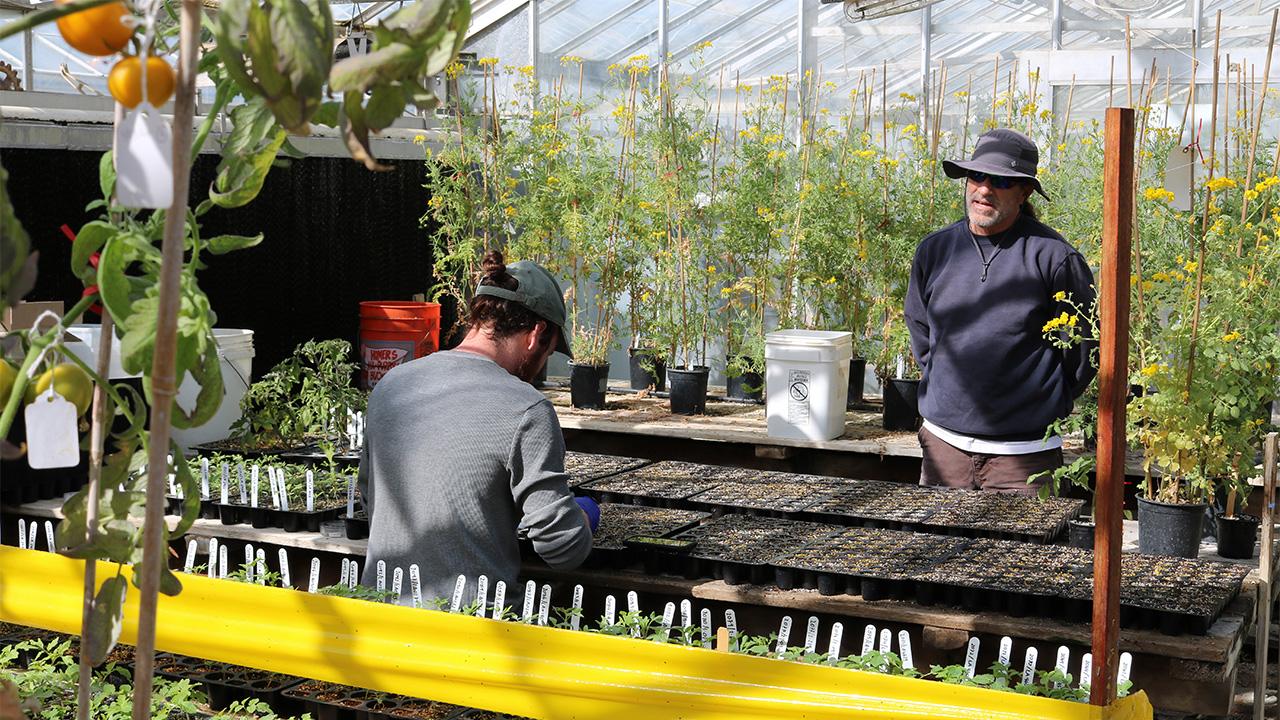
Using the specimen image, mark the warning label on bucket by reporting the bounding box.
[362,340,415,389]
[787,369,810,423]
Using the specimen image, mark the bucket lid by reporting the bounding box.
[765,329,853,347]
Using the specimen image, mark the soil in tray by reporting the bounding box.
[579,475,718,503]
[923,491,1084,541]
[563,451,650,488]
[776,527,969,581]
[591,504,710,551]
[805,482,949,526]
[1117,553,1250,619]
[670,515,843,565]
[685,480,836,513]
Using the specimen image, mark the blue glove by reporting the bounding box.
[575,496,600,533]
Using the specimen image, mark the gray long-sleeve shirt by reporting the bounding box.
[358,350,591,606]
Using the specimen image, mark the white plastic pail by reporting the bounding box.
[765,330,852,441]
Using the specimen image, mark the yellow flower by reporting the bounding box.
[767,149,786,161]
[898,92,917,102]
[413,134,426,145]
[1245,189,1260,201]
[1152,271,1169,282]
[517,65,536,77]
[1140,363,1161,377]
[1182,260,1197,273]
[477,57,499,67]
[1142,187,1175,204]
[720,287,733,297]
[1053,290,1067,301]
[706,265,717,274]
[546,175,559,185]
[1222,331,1242,342]
[1205,176,1238,192]
[640,291,651,303]
[901,124,918,135]
[825,276,837,285]
[1142,281,1154,293]
[504,206,516,218]
[559,55,583,65]
[855,149,876,159]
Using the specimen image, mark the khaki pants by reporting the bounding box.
[918,427,1061,494]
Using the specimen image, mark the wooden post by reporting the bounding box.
[1255,432,1277,720]
[1090,106,1134,707]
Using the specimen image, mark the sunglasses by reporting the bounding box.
[966,170,1022,190]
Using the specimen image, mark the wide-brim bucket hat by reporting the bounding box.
[942,128,1050,200]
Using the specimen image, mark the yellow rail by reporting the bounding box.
[0,546,1151,719]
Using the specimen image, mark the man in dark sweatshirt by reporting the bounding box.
[904,128,1097,493]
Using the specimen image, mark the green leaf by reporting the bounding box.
[329,42,423,93]
[340,91,392,172]
[119,295,159,376]
[364,84,407,131]
[169,338,223,430]
[0,160,33,309]
[71,221,116,285]
[210,129,288,208]
[205,233,264,255]
[86,575,128,666]
[99,150,116,201]
[380,0,452,44]
[312,100,342,128]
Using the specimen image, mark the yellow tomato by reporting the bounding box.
[55,0,134,57]
[108,55,175,109]
[0,360,15,408]
[25,363,94,416]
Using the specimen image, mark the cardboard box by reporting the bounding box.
[1,300,65,333]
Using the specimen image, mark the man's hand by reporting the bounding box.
[575,496,600,534]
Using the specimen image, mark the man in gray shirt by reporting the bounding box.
[359,251,596,607]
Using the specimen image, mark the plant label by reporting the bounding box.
[898,630,913,670]
[700,609,713,649]
[24,390,80,469]
[537,584,552,627]
[410,565,423,609]
[803,617,819,654]
[237,463,246,503]
[114,106,174,209]
[218,545,228,579]
[220,463,229,504]
[450,575,466,613]
[861,625,876,656]
[1118,652,1133,687]
[376,561,386,593]
[245,544,256,580]
[680,599,692,630]
[1079,653,1092,691]
[1022,647,1038,687]
[17,519,25,550]
[206,539,218,578]
[184,540,198,572]
[339,558,350,588]
[998,637,1013,667]
[168,471,178,498]
[570,584,584,631]
[278,549,291,589]
[200,458,210,499]
[775,616,792,655]
[348,561,358,589]
[44,521,54,552]
[963,637,980,678]
[1055,646,1070,675]
[251,466,260,508]
[658,602,675,642]
[627,591,640,615]
[522,581,536,623]
[267,468,280,508]
[308,558,321,593]
[476,575,489,618]
[347,476,356,518]
[724,610,738,641]
[493,581,507,619]
[879,628,892,658]
[604,595,617,625]
[256,549,267,585]
[827,623,844,662]
[392,567,404,603]
[305,470,314,513]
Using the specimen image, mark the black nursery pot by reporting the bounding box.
[725,358,763,402]
[628,348,666,391]
[569,361,610,409]
[1137,496,1207,558]
[847,357,867,406]
[1216,514,1260,559]
[882,378,921,431]
[1068,518,1095,549]
[668,366,710,415]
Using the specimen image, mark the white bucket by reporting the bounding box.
[765,330,853,441]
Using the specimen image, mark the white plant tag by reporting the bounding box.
[27,521,37,552]
[347,476,356,517]
[879,628,893,668]
[658,602,675,641]
[679,599,692,630]
[172,473,182,500]
[305,470,314,512]
[184,540,198,572]
[44,521,54,551]
[237,463,246,502]
[1079,653,1092,690]
[570,584,583,630]
[627,591,639,615]
[476,575,489,618]
[339,558,350,587]
[827,623,844,661]
[250,466,260,508]
[700,608,713,649]
[861,625,876,656]
[218,545,228,578]
[1166,142,1196,211]
[391,567,404,603]
[409,565,422,609]
[278,549,291,589]
[376,560,386,593]
[537,584,552,626]
[450,575,466,613]
[206,538,218,578]
[1118,652,1133,688]
[17,519,25,550]
[255,549,266,585]
[244,544,255,579]
[964,637,981,678]
[200,458,210,499]
[1022,647,1039,686]
[999,637,1013,667]
[277,470,290,511]
[898,630,914,669]
[804,616,819,654]
[493,581,507,619]
[1054,646,1071,688]
[114,106,174,209]
[347,561,358,589]
[308,558,321,593]
[604,595,617,625]
[724,609,738,641]
[25,390,80,469]
[267,467,278,507]
[220,463,229,505]
[776,616,792,655]
[522,581,536,622]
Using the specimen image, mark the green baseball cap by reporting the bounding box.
[473,261,574,358]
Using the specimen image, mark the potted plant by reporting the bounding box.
[1215,459,1260,559]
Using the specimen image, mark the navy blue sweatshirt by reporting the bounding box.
[904,214,1098,441]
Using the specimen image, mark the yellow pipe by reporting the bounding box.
[0,547,1152,719]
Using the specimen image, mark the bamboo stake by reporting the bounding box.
[709,64,725,202]
[1240,9,1277,231]
[1060,74,1076,165]
[1224,54,1230,180]
[991,55,1000,125]
[1007,61,1016,124]
[961,72,972,156]
[1126,17,1133,107]
[882,60,889,219]
[131,0,198,716]
[1164,70,1171,127]
[1109,55,1115,107]
[1025,64,1038,134]
[76,312,113,720]
[1185,11,1223,400]
[1131,62,1159,372]
[732,70,741,153]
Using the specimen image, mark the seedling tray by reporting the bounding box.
[585,504,709,571]
[563,451,651,488]
[282,680,466,720]
[1117,553,1251,635]
[773,527,971,599]
[922,491,1084,543]
[578,475,720,508]
[685,480,836,516]
[660,515,843,585]
[800,482,951,530]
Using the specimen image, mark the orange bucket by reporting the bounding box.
[358,301,441,389]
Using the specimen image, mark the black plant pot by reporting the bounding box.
[1137,497,1207,558]
[569,362,610,409]
[882,378,921,431]
[1216,514,1260,559]
[1068,518,1095,549]
[668,366,710,415]
[725,358,763,401]
[847,357,867,406]
[628,348,666,391]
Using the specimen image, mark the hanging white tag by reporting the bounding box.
[537,584,552,626]
[493,581,507,619]
[700,608,713,649]
[1022,647,1039,686]
[376,560,386,592]
[963,637,981,677]
[114,106,173,209]
[570,584,583,630]
[44,520,54,551]
[278,549,291,589]
[604,595,617,625]
[1166,143,1195,212]
[206,538,218,578]
[999,636,1013,667]
[25,390,80,469]
[828,623,844,662]
[475,575,489,618]
[522,580,536,622]
[308,557,321,593]
[305,470,314,512]
[898,630,914,669]
[450,575,466,613]
[803,616,819,654]
[184,540,198,571]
